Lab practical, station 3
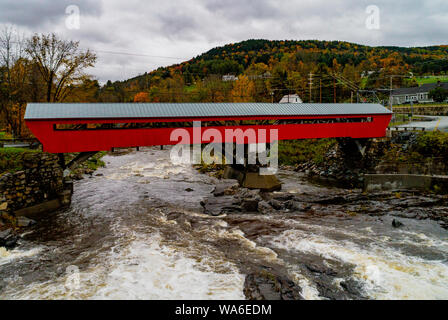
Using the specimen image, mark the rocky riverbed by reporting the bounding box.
[202,180,448,229]
[1,147,447,300]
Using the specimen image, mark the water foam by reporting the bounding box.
[92,235,245,300]
[0,247,43,266]
[269,229,448,300]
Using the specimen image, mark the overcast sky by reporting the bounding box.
[1,0,447,83]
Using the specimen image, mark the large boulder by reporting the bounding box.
[212,181,240,197]
[244,272,304,300]
[242,173,282,192]
[201,196,242,216]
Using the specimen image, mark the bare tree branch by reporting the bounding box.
[26,33,97,102]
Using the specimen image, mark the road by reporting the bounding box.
[397,115,448,132]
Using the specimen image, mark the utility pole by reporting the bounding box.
[388,74,410,111]
[309,73,313,103]
[333,78,336,103]
[320,78,322,103]
[390,76,393,111]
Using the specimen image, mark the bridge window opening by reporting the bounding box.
[53,117,373,131]
[54,122,195,130]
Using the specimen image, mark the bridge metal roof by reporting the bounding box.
[25,103,392,120]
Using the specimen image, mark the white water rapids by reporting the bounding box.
[1,147,447,300]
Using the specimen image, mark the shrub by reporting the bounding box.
[428,87,448,103]
[413,131,448,158]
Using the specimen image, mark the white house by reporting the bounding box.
[279,94,303,104]
[222,74,239,82]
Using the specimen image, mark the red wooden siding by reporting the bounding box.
[25,114,392,153]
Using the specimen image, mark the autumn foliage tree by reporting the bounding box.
[0,27,98,136]
[133,92,150,102]
[231,75,255,102]
[0,27,29,136]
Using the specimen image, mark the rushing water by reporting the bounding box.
[1,147,447,300]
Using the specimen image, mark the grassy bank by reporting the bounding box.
[0,149,107,176]
[0,132,13,140]
[85,152,107,170]
[416,75,448,85]
[0,148,40,175]
[63,151,107,176]
[278,139,337,166]
[194,139,338,173]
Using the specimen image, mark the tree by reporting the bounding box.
[202,75,229,102]
[26,33,96,102]
[231,75,255,102]
[65,79,100,102]
[269,66,288,102]
[0,26,29,136]
[402,78,419,88]
[429,87,448,103]
[133,92,150,103]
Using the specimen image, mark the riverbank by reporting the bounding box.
[0,149,106,236]
[291,131,448,190]
[1,147,447,300]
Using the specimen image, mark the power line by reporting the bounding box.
[88,49,187,61]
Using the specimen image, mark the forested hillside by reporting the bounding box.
[99,39,448,104]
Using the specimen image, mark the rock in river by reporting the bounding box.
[392,219,404,228]
[16,216,36,227]
[244,272,304,300]
[201,196,242,216]
[241,199,259,212]
[0,229,18,249]
[212,181,240,197]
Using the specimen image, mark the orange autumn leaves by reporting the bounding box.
[133,92,150,103]
[231,75,255,102]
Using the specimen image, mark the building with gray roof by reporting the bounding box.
[391,81,448,105]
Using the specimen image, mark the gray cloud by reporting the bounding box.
[0,0,102,28]
[154,9,201,41]
[0,0,447,82]
[202,0,281,20]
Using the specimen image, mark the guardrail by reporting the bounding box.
[387,126,426,132]
[0,137,41,149]
[0,138,39,143]
[392,105,448,116]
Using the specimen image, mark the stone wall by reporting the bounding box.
[364,174,448,194]
[374,158,448,176]
[0,153,71,220]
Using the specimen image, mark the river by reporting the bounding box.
[1,147,447,300]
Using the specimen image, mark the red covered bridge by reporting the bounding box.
[24,103,392,153]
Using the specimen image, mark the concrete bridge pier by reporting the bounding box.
[221,143,282,192]
[222,165,282,192]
